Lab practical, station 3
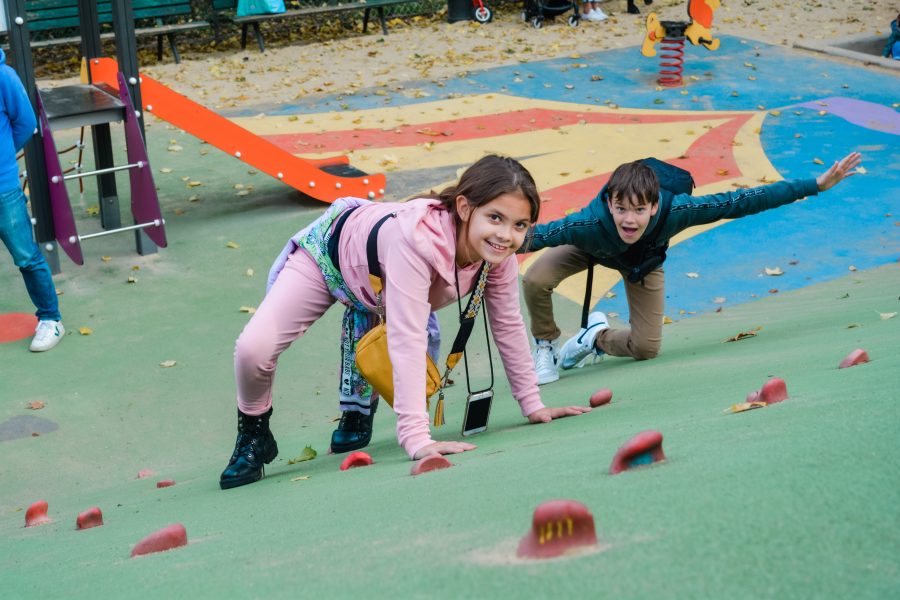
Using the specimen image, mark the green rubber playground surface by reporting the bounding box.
[3,34,900,599]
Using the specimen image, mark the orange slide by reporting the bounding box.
[88,58,386,204]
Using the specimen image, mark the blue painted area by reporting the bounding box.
[628,452,654,467]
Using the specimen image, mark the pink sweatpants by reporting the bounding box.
[235,248,335,415]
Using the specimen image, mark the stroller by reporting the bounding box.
[523,0,580,28]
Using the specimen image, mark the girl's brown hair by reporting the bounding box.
[606,161,660,207]
[426,155,541,224]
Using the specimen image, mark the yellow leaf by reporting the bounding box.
[723,327,761,343]
[290,476,310,482]
[769,110,781,116]
[159,360,177,368]
[159,167,173,173]
[724,401,767,414]
[605,292,616,299]
[663,316,673,324]
[86,205,100,216]
[226,241,240,249]
[812,158,825,165]
[101,256,111,262]
[239,306,257,314]
[880,312,897,320]
[855,166,867,175]
[245,268,254,277]
[79,327,93,336]
[764,267,784,276]
[188,181,203,187]
[127,276,138,284]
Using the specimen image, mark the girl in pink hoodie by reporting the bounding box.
[220,155,591,489]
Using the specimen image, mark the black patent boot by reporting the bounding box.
[219,407,278,490]
[330,398,378,454]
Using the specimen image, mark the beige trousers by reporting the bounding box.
[522,245,664,360]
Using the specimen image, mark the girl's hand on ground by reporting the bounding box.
[816,152,862,191]
[527,405,592,424]
[413,441,476,460]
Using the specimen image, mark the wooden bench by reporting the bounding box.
[211,0,421,52]
[21,0,208,63]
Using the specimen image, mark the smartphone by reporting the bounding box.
[461,389,493,436]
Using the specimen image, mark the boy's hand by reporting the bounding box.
[413,441,476,460]
[816,152,862,192]
[527,405,592,424]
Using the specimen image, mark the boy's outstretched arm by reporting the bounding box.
[816,152,862,192]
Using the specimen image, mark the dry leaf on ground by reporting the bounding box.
[723,327,762,342]
[764,267,784,276]
[159,360,177,368]
[26,401,45,410]
[226,241,240,249]
[240,306,257,314]
[724,401,767,414]
[79,326,93,336]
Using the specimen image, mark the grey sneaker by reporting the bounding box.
[559,312,609,370]
[30,320,65,352]
[532,338,560,385]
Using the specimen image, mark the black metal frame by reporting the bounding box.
[3,0,156,273]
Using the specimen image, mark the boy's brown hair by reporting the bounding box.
[606,161,660,207]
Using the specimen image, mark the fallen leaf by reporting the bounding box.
[86,205,100,216]
[79,326,93,336]
[605,292,616,299]
[769,289,779,294]
[812,158,825,165]
[101,256,111,262]
[159,360,177,368]
[287,445,318,465]
[724,401,767,414]
[187,181,203,187]
[239,306,257,314]
[723,327,761,343]
[245,268,254,277]
[713,297,726,304]
[764,266,784,276]
[127,276,138,284]
[226,241,240,249]
[716,168,730,176]
[686,272,700,279]
[855,166,867,175]
[879,312,897,320]
[848,265,857,272]
[159,167,172,174]
[26,401,45,410]
[663,316,673,324]
[167,145,183,152]
[769,110,781,116]
[290,476,310,482]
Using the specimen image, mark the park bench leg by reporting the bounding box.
[167,32,181,63]
[378,8,388,35]
[157,34,163,60]
[240,23,248,49]
[363,8,371,33]
[252,22,265,52]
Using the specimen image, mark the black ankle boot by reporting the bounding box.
[330,398,378,454]
[219,407,278,490]
[627,1,640,14]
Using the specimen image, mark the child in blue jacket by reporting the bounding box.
[883,13,900,59]
[523,152,861,384]
[0,48,64,351]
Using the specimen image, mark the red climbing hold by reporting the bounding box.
[746,377,788,405]
[339,451,374,471]
[589,388,613,408]
[410,454,453,476]
[839,349,869,369]
[156,480,176,488]
[76,507,103,530]
[517,500,598,559]
[25,500,52,527]
[131,524,188,557]
[609,430,666,475]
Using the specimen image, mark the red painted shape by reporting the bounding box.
[76,507,104,530]
[0,313,38,344]
[746,377,788,405]
[263,108,747,155]
[609,430,666,475]
[156,480,176,488]
[589,388,613,408]
[131,523,188,557]
[339,451,374,471]
[25,500,52,527]
[410,454,453,476]
[839,349,869,369]
[516,499,598,559]
[136,469,154,479]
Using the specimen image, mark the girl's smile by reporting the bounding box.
[455,192,533,266]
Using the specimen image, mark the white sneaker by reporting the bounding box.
[532,338,560,385]
[30,320,65,352]
[559,312,609,370]
[588,8,608,21]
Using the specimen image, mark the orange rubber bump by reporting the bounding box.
[25,500,52,527]
[746,377,789,405]
[609,430,666,475]
[76,507,104,530]
[136,469,154,479]
[339,451,374,471]
[156,480,176,488]
[410,454,453,476]
[517,500,598,559]
[589,388,613,408]
[839,349,869,369]
[131,524,188,557]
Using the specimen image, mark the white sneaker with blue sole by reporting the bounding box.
[558,312,609,370]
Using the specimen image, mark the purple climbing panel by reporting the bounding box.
[35,92,83,265]
[117,72,166,248]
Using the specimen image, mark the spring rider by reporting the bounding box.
[641,0,721,87]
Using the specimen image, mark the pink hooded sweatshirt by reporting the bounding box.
[335,198,544,458]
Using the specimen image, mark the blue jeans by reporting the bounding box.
[0,186,61,321]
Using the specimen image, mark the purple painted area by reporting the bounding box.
[36,93,83,265]
[118,73,167,248]
[793,97,900,135]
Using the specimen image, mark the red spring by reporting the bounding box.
[658,36,685,87]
